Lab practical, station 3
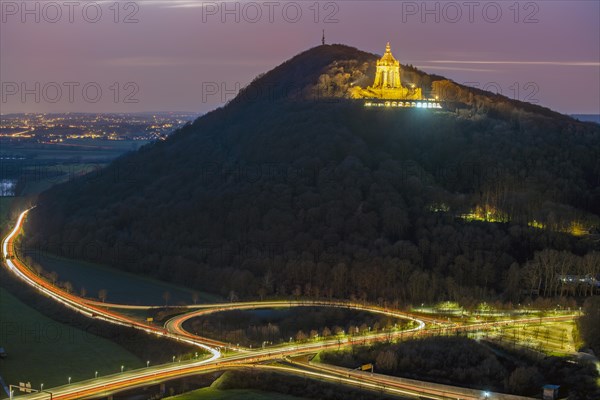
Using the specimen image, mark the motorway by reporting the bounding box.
[2,209,573,400]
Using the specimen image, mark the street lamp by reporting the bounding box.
[95,371,98,379]
[40,383,43,391]
[172,355,176,363]
[194,352,198,359]
[68,377,71,385]
[147,360,150,368]
[121,365,124,373]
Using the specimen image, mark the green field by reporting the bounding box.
[166,388,309,400]
[0,197,31,237]
[483,320,581,356]
[183,307,409,348]
[28,253,220,305]
[0,198,13,232]
[0,287,142,397]
[2,139,150,196]
[1,139,148,161]
[19,163,110,196]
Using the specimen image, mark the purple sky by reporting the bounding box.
[1,1,599,114]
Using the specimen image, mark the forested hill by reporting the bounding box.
[25,44,600,305]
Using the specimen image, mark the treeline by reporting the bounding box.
[319,337,600,398]
[182,307,407,347]
[577,297,600,354]
[520,249,600,297]
[23,46,600,308]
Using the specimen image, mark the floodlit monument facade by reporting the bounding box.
[373,42,402,89]
[351,42,423,101]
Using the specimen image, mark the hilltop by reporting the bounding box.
[24,44,600,305]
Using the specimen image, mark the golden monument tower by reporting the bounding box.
[373,42,401,88]
[350,42,422,101]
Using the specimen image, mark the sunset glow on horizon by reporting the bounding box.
[1,1,599,115]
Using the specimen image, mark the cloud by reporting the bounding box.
[428,60,599,67]
[102,57,185,67]
[416,65,497,73]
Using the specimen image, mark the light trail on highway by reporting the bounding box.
[2,209,573,400]
[1,209,428,400]
[2,210,221,399]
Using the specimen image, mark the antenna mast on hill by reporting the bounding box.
[322,29,325,45]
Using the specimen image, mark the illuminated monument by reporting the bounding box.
[373,42,401,89]
[351,42,423,101]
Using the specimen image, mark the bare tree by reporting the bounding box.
[581,252,600,296]
[32,262,43,276]
[228,290,237,302]
[295,330,307,342]
[376,350,397,371]
[257,287,266,301]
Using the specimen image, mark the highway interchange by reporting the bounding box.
[2,209,576,400]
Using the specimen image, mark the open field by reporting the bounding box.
[166,388,309,400]
[481,320,581,356]
[0,198,13,232]
[1,139,150,196]
[18,163,109,195]
[27,253,220,305]
[0,287,142,396]
[0,198,31,235]
[0,139,148,161]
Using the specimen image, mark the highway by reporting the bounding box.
[2,209,572,400]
